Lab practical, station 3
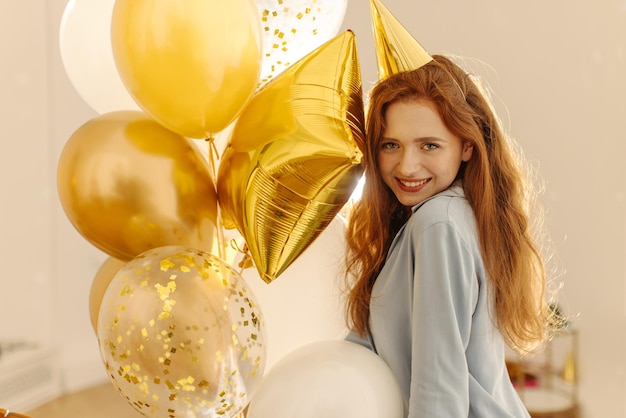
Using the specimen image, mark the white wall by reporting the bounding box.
[1,0,625,417]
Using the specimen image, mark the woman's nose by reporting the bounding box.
[397,149,421,176]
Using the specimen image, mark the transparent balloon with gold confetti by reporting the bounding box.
[255,0,348,87]
[96,246,266,418]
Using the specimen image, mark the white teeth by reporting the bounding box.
[400,179,427,188]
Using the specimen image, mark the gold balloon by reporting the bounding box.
[97,246,266,417]
[111,0,263,139]
[89,257,127,332]
[57,111,218,261]
[216,31,365,283]
[370,0,433,80]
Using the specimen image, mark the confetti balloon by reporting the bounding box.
[246,340,404,418]
[216,30,365,283]
[97,246,266,418]
[255,0,349,87]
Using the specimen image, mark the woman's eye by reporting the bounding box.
[381,142,399,150]
[423,143,439,151]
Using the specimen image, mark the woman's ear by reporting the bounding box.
[462,141,474,162]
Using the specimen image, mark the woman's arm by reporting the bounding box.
[408,221,478,417]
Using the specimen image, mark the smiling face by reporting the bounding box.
[378,98,473,207]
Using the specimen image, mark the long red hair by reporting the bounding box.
[344,55,552,354]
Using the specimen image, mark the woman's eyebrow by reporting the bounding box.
[381,135,448,142]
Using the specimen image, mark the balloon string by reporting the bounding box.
[206,135,253,274]
[206,136,220,172]
[206,135,228,263]
[230,240,253,275]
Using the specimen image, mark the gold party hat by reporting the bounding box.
[370,0,433,79]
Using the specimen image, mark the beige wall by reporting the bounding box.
[344,2,626,415]
[1,3,52,342]
[347,2,626,417]
[1,0,624,416]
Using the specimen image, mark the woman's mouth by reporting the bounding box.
[398,178,429,188]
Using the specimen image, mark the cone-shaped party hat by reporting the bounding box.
[370,0,433,80]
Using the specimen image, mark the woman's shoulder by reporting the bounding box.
[408,184,476,236]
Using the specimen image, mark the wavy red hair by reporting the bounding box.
[344,55,552,354]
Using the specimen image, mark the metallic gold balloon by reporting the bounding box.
[255,0,349,87]
[370,0,433,80]
[217,31,365,283]
[97,246,266,417]
[57,111,218,261]
[89,257,127,333]
[111,0,263,139]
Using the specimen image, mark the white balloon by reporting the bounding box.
[255,0,349,87]
[247,340,404,418]
[59,0,139,113]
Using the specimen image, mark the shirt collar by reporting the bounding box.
[410,180,465,213]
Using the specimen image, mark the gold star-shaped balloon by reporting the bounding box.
[217,30,365,283]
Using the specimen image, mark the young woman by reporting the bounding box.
[344,55,554,417]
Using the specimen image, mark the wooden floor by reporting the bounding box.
[26,382,143,418]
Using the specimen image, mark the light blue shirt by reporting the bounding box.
[348,184,530,417]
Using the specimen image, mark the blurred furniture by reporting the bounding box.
[0,344,61,413]
[507,328,579,418]
[0,409,32,418]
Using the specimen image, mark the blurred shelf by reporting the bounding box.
[508,328,579,418]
